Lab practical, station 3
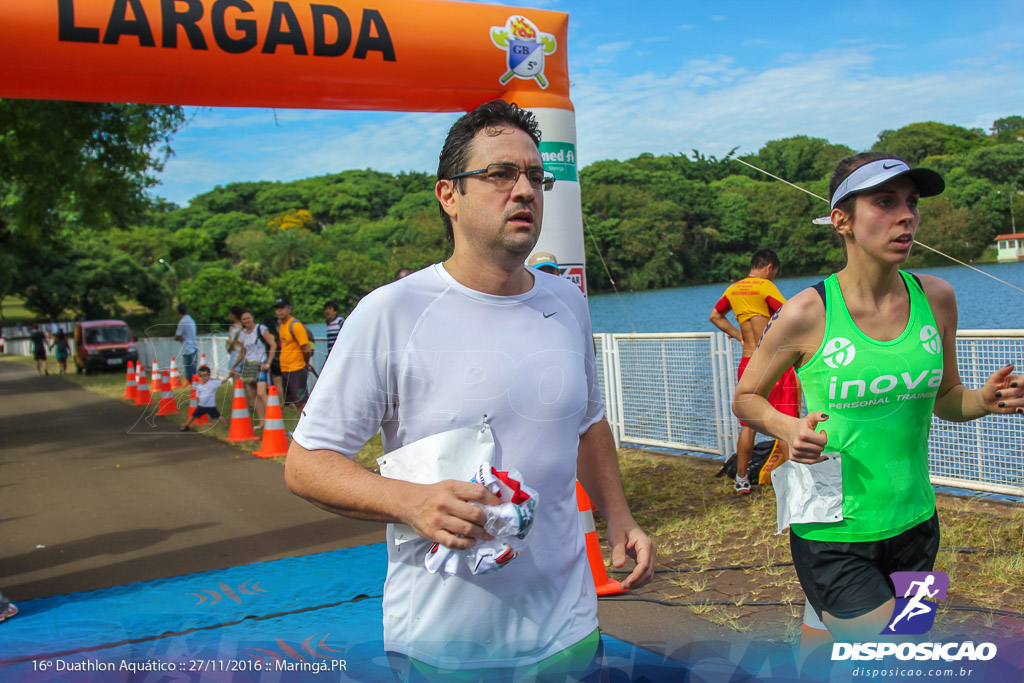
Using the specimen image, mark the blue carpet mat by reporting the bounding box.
[0,544,686,681]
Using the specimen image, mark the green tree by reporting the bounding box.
[177,268,272,330]
[872,122,987,165]
[267,263,352,321]
[0,100,184,241]
[963,145,1024,186]
[752,136,853,184]
[991,116,1024,143]
[200,211,262,253]
[17,239,163,320]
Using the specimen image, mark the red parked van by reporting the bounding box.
[74,320,139,374]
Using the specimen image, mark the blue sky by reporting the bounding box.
[155,0,1024,207]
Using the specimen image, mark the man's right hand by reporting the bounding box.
[402,480,501,550]
[789,412,829,464]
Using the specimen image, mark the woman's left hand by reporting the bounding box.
[982,364,1024,415]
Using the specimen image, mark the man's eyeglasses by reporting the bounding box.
[448,163,556,192]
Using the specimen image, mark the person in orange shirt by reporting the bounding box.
[710,248,799,493]
[274,296,312,414]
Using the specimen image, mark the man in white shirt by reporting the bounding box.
[286,100,654,681]
[173,302,198,382]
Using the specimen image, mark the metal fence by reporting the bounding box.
[133,335,331,388]
[6,329,1021,496]
[596,331,1024,498]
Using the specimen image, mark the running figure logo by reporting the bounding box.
[490,16,557,89]
[884,571,949,635]
[822,337,857,369]
[920,325,942,355]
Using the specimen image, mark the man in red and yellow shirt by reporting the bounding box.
[710,248,798,493]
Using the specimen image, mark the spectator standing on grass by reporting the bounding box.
[324,300,344,356]
[29,324,49,376]
[709,247,799,494]
[262,316,285,401]
[174,303,198,383]
[226,306,244,380]
[733,153,1024,642]
[285,100,653,680]
[233,310,276,429]
[273,297,312,414]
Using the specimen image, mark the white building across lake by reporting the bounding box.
[995,232,1024,261]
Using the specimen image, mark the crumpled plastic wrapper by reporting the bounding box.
[423,462,539,576]
[771,453,844,534]
[375,420,540,575]
[377,421,497,546]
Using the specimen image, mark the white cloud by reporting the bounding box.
[598,41,633,53]
[570,46,1024,174]
[154,43,1024,206]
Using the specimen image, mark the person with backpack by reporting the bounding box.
[233,309,277,429]
[273,296,312,414]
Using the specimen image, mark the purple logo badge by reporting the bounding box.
[883,571,949,635]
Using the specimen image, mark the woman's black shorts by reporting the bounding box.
[791,511,940,620]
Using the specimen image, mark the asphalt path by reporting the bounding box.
[0,361,382,601]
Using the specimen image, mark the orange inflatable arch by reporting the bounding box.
[0,0,587,289]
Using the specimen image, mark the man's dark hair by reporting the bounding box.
[750,248,780,271]
[198,365,211,374]
[229,305,244,320]
[436,100,542,243]
[177,302,188,315]
[324,300,338,311]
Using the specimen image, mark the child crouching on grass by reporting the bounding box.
[180,365,228,431]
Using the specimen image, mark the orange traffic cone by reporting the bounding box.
[200,352,208,369]
[134,367,153,406]
[225,380,256,442]
[186,374,209,425]
[150,359,160,389]
[576,481,627,596]
[169,356,186,387]
[123,361,136,401]
[252,386,289,458]
[155,370,178,417]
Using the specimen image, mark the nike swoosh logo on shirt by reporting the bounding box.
[543,312,557,318]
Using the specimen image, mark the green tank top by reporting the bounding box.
[793,272,942,542]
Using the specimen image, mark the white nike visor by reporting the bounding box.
[812,158,945,225]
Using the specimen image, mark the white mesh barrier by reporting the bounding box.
[596,331,1024,498]
[926,332,1024,496]
[607,334,725,455]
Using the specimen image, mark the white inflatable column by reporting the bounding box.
[529,106,587,295]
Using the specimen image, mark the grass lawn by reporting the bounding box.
[3,353,1020,642]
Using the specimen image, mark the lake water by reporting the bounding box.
[588,261,1024,333]
[298,261,1024,339]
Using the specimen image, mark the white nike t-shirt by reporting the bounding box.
[293,263,604,668]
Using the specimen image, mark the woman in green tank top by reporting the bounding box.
[733,152,1023,642]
